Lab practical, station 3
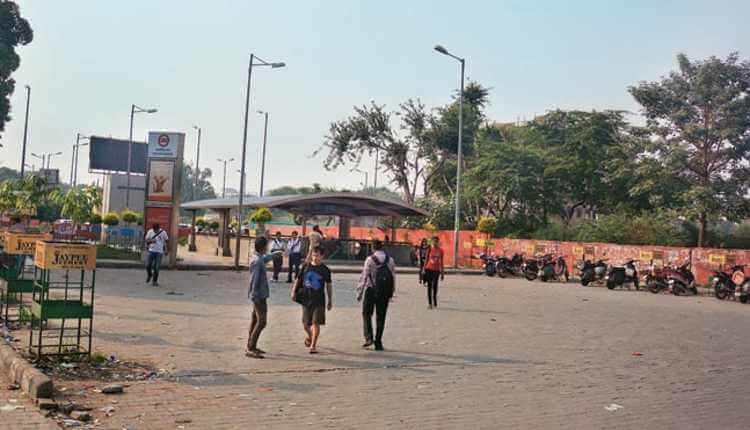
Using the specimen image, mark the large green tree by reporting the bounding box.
[629,53,750,246]
[0,1,32,140]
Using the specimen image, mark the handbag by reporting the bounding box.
[292,264,307,305]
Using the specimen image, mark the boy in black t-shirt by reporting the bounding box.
[291,246,332,354]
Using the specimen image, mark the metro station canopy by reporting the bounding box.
[181,193,428,218]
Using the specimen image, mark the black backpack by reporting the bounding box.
[371,254,394,299]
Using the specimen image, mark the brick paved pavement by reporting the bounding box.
[0,372,57,430]
[38,269,750,429]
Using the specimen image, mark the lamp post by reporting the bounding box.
[46,151,62,170]
[31,153,45,173]
[189,126,202,252]
[434,44,465,268]
[217,157,234,198]
[126,104,157,209]
[257,110,269,197]
[234,53,285,270]
[20,85,30,178]
[70,133,89,186]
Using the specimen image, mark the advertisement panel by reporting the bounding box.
[144,206,172,236]
[146,160,175,203]
[89,136,147,174]
[148,132,182,158]
[35,241,96,270]
[4,233,52,255]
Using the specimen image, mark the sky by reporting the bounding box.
[1,0,748,195]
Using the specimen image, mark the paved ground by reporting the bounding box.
[0,372,57,430]
[12,269,750,429]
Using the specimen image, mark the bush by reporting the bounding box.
[121,210,138,224]
[209,220,220,230]
[249,207,273,224]
[89,213,102,224]
[136,212,144,226]
[476,216,498,236]
[196,217,208,228]
[102,212,120,227]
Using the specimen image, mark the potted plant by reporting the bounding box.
[249,207,273,236]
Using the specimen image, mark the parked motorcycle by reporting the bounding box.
[540,255,569,282]
[665,262,697,296]
[713,265,746,301]
[734,273,750,304]
[496,253,524,278]
[478,253,498,277]
[605,259,639,290]
[644,265,669,294]
[580,259,607,286]
[522,256,541,281]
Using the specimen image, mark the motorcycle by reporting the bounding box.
[540,254,569,282]
[713,265,746,301]
[522,256,541,281]
[580,259,608,286]
[605,259,639,290]
[478,253,498,277]
[644,265,669,294]
[734,272,750,304]
[495,253,524,278]
[665,262,697,296]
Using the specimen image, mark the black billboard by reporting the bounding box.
[88,136,147,174]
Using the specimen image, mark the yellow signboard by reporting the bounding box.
[640,251,653,261]
[708,254,726,264]
[463,241,473,250]
[3,233,51,255]
[35,241,97,270]
[573,246,584,256]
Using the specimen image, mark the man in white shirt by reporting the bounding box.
[270,231,286,282]
[144,223,169,286]
[286,230,303,283]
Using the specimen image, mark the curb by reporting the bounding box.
[0,344,53,399]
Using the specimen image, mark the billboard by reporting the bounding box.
[37,169,59,185]
[146,159,175,202]
[89,136,147,174]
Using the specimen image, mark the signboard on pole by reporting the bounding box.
[148,132,181,158]
[144,206,172,235]
[146,160,175,202]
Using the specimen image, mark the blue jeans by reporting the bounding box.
[146,252,163,283]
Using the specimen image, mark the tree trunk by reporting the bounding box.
[697,212,707,248]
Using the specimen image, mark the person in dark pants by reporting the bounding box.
[423,236,444,309]
[144,223,169,287]
[291,246,332,354]
[270,231,286,282]
[286,231,303,283]
[417,238,429,284]
[357,240,396,351]
[246,236,282,359]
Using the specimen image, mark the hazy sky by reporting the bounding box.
[1,0,748,195]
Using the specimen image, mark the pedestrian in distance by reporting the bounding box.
[286,230,303,283]
[418,238,429,284]
[423,236,445,309]
[270,231,286,282]
[246,236,283,359]
[291,246,332,354]
[144,223,168,287]
[357,240,395,351]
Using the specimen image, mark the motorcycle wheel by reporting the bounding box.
[606,280,616,290]
[647,282,660,294]
[496,268,507,278]
[524,270,537,281]
[690,287,698,296]
[740,295,748,304]
[672,283,685,296]
[714,283,730,300]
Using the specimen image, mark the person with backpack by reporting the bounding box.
[423,236,445,309]
[291,246,332,354]
[356,240,396,351]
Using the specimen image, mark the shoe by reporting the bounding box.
[152,281,159,287]
[146,275,151,283]
[428,304,433,309]
[374,341,384,351]
[362,340,373,348]
[245,349,264,359]
[253,347,266,354]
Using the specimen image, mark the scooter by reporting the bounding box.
[665,262,697,296]
[713,265,746,301]
[605,259,639,290]
[580,259,607,286]
[540,255,569,283]
[645,265,669,294]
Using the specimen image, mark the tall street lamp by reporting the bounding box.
[257,110,269,197]
[70,133,89,186]
[235,53,285,270]
[434,44,465,268]
[31,152,45,172]
[20,85,30,178]
[126,104,157,209]
[46,151,63,170]
[217,157,234,198]
[189,126,202,252]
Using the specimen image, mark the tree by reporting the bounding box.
[248,207,273,235]
[50,186,102,229]
[121,210,138,225]
[102,212,120,227]
[629,53,750,246]
[319,99,432,203]
[180,163,217,215]
[0,1,32,141]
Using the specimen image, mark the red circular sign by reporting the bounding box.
[158,134,170,147]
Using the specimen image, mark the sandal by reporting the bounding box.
[309,348,318,354]
[245,349,264,359]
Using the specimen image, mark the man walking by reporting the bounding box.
[270,231,286,282]
[286,230,303,283]
[246,236,282,359]
[292,246,332,354]
[357,240,395,351]
[144,223,168,286]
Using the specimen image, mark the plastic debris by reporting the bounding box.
[605,404,624,412]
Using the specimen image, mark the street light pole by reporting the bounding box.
[434,44,465,268]
[217,158,234,198]
[189,126,202,252]
[20,85,30,178]
[234,53,285,270]
[74,139,89,186]
[257,110,269,197]
[126,104,157,209]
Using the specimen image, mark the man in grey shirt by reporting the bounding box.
[246,236,282,359]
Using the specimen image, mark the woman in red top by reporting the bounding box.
[423,236,445,309]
